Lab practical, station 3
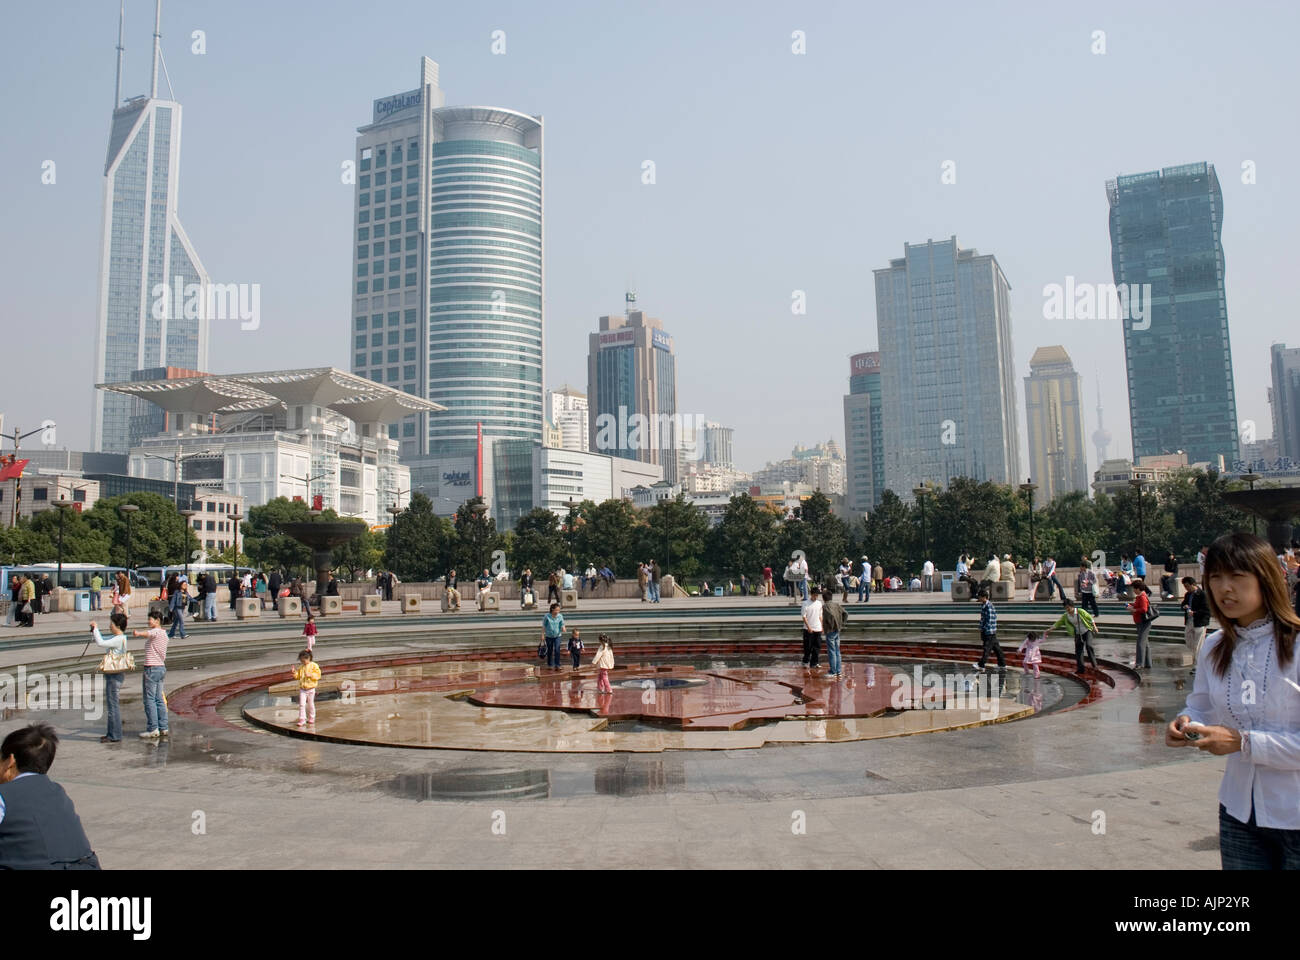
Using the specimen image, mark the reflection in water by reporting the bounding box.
[594,758,687,796]
[378,768,551,801]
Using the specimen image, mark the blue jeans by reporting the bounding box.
[825,630,842,675]
[89,590,101,610]
[168,608,187,638]
[799,580,809,602]
[858,578,870,602]
[104,671,123,740]
[204,595,216,620]
[143,665,168,732]
[545,637,561,668]
[1219,804,1300,869]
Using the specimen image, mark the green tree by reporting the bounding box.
[927,478,1023,568]
[237,497,316,574]
[637,494,709,581]
[708,493,779,581]
[574,498,640,575]
[511,508,567,576]
[333,523,383,581]
[25,508,111,564]
[862,489,914,576]
[383,492,452,580]
[1160,470,1253,556]
[1106,484,1176,560]
[776,491,848,585]
[83,493,198,568]
[1033,489,1113,564]
[0,523,56,565]
[448,495,505,578]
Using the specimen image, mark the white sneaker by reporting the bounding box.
[138,730,159,739]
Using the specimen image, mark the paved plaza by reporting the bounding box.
[0,592,1226,869]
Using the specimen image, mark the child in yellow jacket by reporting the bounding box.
[292,649,322,726]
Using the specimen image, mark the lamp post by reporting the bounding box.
[1128,477,1150,555]
[2,424,52,528]
[137,445,214,505]
[180,508,198,580]
[470,500,489,574]
[1019,479,1039,562]
[912,482,930,571]
[386,504,402,574]
[1241,473,1262,535]
[120,503,140,575]
[231,512,244,568]
[55,499,73,591]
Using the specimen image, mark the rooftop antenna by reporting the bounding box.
[113,0,125,109]
[149,0,161,99]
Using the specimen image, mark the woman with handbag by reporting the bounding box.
[90,612,134,743]
[18,575,36,627]
[111,572,131,618]
[1127,577,1155,668]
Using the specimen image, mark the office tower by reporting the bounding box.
[698,421,734,469]
[874,236,1021,498]
[1270,343,1300,460]
[549,385,589,452]
[1024,346,1089,501]
[843,351,884,513]
[350,57,543,462]
[587,305,679,483]
[1107,163,1238,467]
[93,1,209,453]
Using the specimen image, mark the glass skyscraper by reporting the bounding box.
[351,58,544,463]
[843,351,884,513]
[1106,163,1238,467]
[874,237,1021,499]
[93,9,208,454]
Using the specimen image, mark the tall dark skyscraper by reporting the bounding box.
[1271,343,1300,461]
[1107,163,1238,467]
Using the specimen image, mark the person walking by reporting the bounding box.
[858,556,871,603]
[110,572,130,619]
[268,569,283,606]
[922,558,935,593]
[763,564,775,597]
[1166,532,1300,869]
[838,558,853,602]
[872,562,883,593]
[973,589,1004,672]
[90,612,131,742]
[822,582,847,680]
[1043,597,1099,676]
[167,576,189,639]
[592,635,615,694]
[1132,551,1148,581]
[1181,576,1210,668]
[302,608,318,652]
[5,576,18,627]
[19,575,37,627]
[1075,560,1100,617]
[0,724,101,869]
[567,629,584,669]
[542,602,565,670]
[1127,577,1155,669]
[800,585,824,670]
[132,611,170,739]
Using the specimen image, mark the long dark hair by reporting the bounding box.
[1204,533,1300,678]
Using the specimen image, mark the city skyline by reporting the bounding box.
[2,1,1293,486]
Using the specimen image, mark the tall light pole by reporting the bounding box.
[55,499,73,590]
[231,512,244,568]
[120,503,140,575]
[1240,472,1261,535]
[470,500,489,574]
[2,424,52,528]
[137,445,214,505]
[912,482,930,571]
[1128,476,1150,555]
[1019,479,1039,561]
[386,504,402,575]
[180,508,198,580]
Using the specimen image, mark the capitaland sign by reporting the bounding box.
[374,89,422,123]
[442,471,471,486]
[651,330,672,351]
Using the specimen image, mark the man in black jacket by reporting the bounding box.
[1180,576,1211,668]
[0,723,100,869]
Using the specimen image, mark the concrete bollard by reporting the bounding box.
[278,596,302,618]
[361,595,382,615]
[403,594,423,614]
[236,597,262,620]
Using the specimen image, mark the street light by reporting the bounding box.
[1019,479,1039,561]
[1240,473,1262,535]
[137,445,215,505]
[231,512,244,568]
[386,504,402,574]
[120,503,140,575]
[180,508,198,580]
[470,500,489,574]
[2,423,54,528]
[912,482,930,571]
[54,499,74,591]
[1128,476,1151,555]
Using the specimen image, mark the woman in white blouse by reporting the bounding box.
[1167,532,1300,869]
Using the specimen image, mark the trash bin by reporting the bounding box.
[941,575,953,594]
[75,590,91,612]
[714,586,724,597]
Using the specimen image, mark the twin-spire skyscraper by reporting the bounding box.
[93,0,208,454]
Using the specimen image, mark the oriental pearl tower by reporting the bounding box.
[1091,374,1113,466]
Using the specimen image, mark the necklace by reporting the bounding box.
[1225,619,1273,730]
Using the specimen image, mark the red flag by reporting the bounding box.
[0,458,29,482]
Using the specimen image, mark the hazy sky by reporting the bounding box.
[2,0,1295,477]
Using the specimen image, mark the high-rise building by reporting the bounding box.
[93,2,209,453]
[1024,346,1089,501]
[1107,163,1238,467]
[697,422,734,470]
[586,305,679,483]
[843,351,884,513]
[350,58,543,462]
[874,237,1020,498]
[1270,343,1300,460]
[548,385,589,452]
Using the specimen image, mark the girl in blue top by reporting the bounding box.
[542,603,565,669]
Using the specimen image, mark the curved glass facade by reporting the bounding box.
[427,113,543,458]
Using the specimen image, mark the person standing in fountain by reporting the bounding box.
[800,585,824,671]
[821,582,847,680]
[1042,597,1099,676]
[1167,532,1300,869]
[592,635,614,694]
[542,603,565,670]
